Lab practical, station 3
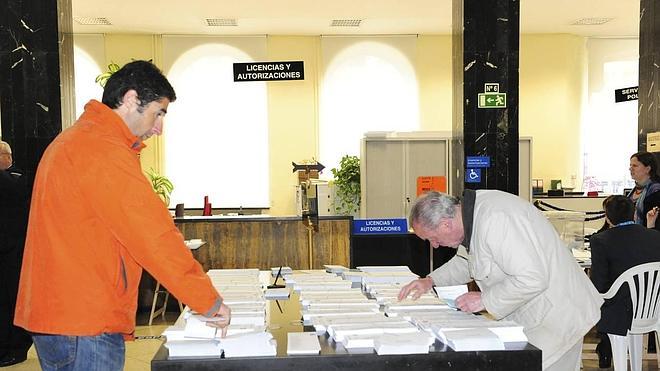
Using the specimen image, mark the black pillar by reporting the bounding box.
[452,0,520,195]
[638,0,660,153]
[0,0,73,189]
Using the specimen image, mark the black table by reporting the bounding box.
[151,275,541,370]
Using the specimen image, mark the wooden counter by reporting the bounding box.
[174,215,352,270]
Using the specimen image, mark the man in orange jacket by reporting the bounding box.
[14,60,230,371]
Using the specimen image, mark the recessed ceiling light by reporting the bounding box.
[206,18,238,27]
[74,17,112,26]
[571,17,614,26]
[331,19,362,27]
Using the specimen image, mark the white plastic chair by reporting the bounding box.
[601,262,660,371]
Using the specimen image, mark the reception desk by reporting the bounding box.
[174,215,352,270]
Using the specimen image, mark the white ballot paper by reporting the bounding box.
[287,332,321,355]
[165,340,221,358]
[434,284,468,309]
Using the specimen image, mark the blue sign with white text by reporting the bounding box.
[466,168,482,183]
[466,156,491,168]
[353,218,408,235]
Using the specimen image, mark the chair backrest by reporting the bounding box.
[602,262,660,334]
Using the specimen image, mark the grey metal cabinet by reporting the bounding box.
[360,132,451,218]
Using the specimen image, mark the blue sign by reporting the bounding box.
[466,156,491,168]
[466,168,482,183]
[353,218,408,235]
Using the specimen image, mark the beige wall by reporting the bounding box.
[78,33,588,215]
[267,36,320,215]
[417,35,453,131]
[103,34,164,175]
[520,34,587,191]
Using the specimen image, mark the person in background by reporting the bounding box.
[0,141,32,367]
[627,151,660,230]
[590,195,660,370]
[14,61,230,371]
[398,190,603,371]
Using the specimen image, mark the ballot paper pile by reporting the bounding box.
[163,269,276,358]
[303,266,528,353]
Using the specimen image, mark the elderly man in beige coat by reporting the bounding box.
[399,190,602,371]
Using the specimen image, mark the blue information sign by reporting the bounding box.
[466,168,482,183]
[353,218,408,235]
[466,156,491,168]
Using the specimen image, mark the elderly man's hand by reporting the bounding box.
[397,277,434,301]
[206,303,231,337]
[455,292,485,313]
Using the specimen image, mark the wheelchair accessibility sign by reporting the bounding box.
[466,168,481,183]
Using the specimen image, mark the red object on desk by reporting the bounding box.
[202,196,212,216]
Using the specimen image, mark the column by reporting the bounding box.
[452,0,520,195]
[638,0,659,153]
[0,0,74,189]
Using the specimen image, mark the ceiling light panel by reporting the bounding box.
[331,19,362,27]
[74,17,112,25]
[571,17,614,26]
[206,18,238,26]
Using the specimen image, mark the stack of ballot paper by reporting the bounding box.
[430,320,527,344]
[360,271,419,285]
[264,287,291,299]
[440,328,505,351]
[271,266,293,277]
[163,268,276,359]
[165,340,221,358]
[357,266,412,273]
[287,332,321,355]
[324,265,349,275]
[373,332,436,355]
[341,270,368,283]
[219,332,277,358]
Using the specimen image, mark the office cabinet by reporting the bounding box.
[360,132,451,218]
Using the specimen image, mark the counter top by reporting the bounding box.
[174,215,352,223]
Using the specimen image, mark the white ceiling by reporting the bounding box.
[71,0,641,38]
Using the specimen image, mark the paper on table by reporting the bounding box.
[264,287,291,299]
[434,284,468,309]
[287,332,321,355]
[165,340,221,358]
[219,332,277,358]
[183,315,217,339]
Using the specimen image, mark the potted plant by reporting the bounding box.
[331,155,360,216]
[94,62,121,87]
[146,168,174,206]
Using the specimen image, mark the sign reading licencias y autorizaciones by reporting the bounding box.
[233,61,304,82]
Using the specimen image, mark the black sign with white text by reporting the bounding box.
[615,86,638,103]
[233,61,304,82]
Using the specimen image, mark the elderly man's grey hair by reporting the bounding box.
[409,191,460,229]
[0,140,10,153]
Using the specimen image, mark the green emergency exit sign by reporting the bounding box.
[478,93,507,108]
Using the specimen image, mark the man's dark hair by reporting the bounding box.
[605,195,635,225]
[101,60,176,109]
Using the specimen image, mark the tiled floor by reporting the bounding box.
[5,319,660,371]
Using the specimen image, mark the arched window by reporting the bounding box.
[164,43,269,208]
[581,38,638,194]
[320,38,419,172]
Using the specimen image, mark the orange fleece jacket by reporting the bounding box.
[15,100,222,337]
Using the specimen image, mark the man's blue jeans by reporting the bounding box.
[32,333,125,371]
